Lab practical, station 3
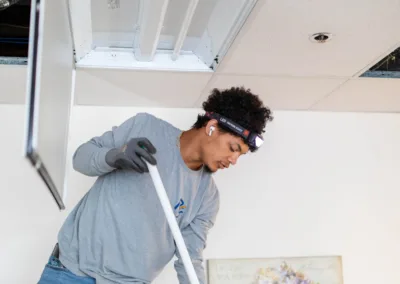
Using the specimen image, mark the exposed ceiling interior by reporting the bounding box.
[1,0,400,112]
[0,0,31,58]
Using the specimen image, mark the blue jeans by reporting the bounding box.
[38,255,95,284]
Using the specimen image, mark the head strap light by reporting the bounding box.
[205,112,264,150]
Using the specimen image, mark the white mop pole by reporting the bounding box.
[146,162,200,284]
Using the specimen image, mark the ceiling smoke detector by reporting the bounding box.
[310,32,333,43]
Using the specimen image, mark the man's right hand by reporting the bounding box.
[105,138,157,173]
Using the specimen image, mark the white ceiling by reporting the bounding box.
[217,0,400,78]
[75,0,400,112]
[2,0,400,112]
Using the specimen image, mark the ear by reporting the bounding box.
[205,119,218,136]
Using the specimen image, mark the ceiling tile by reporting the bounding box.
[0,65,27,105]
[195,74,346,110]
[74,68,212,107]
[216,0,400,77]
[311,78,400,112]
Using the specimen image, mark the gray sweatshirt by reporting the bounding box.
[58,113,220,284]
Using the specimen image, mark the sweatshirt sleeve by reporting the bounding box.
[72,115,139,177]
[174,182,220,284]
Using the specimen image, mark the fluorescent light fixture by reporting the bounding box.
[71,0,259,70]
[134,0,170,61]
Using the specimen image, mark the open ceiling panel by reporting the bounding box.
[70,0,258,72]
[0,0,31,64]
[361,46,400,78]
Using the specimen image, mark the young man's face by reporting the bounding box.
[202,123,249,173]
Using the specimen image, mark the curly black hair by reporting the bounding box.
[192,86,273,152]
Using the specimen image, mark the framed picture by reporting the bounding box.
[208,255,343,284]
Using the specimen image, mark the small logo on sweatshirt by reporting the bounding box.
[174,199,186,217]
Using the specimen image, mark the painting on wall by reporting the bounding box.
[207,255,343,284]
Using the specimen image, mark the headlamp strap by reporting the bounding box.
[205,112,250,140]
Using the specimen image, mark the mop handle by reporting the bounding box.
[146,162,200,284]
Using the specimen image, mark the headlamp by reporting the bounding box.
[205,112,264,150]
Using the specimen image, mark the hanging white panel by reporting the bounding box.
[24,0,74,210]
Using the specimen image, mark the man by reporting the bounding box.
[38,87,273,284]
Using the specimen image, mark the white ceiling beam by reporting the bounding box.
[171,0,199,61]
[134,0,170,61]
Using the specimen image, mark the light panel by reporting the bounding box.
[72,0,260,70]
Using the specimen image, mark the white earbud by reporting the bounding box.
[208,126,215,136]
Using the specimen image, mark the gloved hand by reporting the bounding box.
[105,137,157,173]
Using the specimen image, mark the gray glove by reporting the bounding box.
[105,137,157,173]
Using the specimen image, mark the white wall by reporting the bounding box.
[0,105,69,283]
[1,104,399,283]
[68,106,400,284]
